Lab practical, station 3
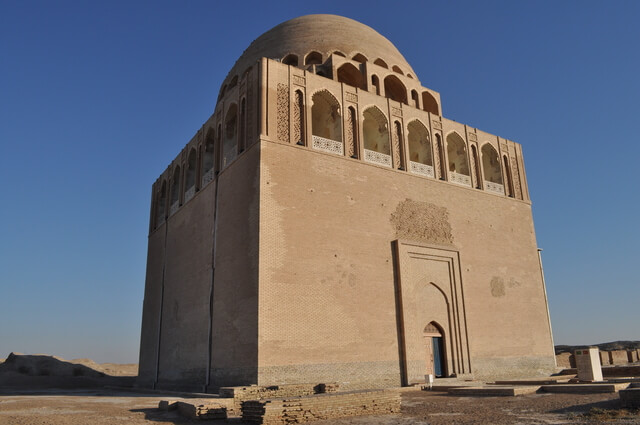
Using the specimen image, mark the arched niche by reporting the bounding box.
[223,104,238,169]
[156,180,167,225]
[184,149,197,200]
[282,53,298,66]
[446,132,470,185]
[337,63,366,90]
[392,65,404,75]
[422,91,439,115]
[384,75,407,104]
[371,75,380,95]
[352,53,367,63]
[170,165,181,208]
[481,143,503,188]
[202,128,215,185]
[311,90,343,154]
[332,50,346,57]
[411,90,419,108]
[228,75,238,89]
[407,120,433,177]
[374,58,388,68]
[363,106,391,166]
[239,98,246,152]
[305,51,323,65]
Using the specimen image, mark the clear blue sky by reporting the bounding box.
[1,0,638,363]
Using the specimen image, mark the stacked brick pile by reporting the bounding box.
[220,382,339,399]
[242,389,400,424]
[176,402,227,420]
[219,383,339,413]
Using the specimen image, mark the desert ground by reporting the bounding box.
[1,388,639,424]
[1,353,640,424]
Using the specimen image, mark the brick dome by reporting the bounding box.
[221,14,416,91]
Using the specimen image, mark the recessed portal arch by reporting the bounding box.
[311,90,343,155]
[363,106,391,167]
[446,132,470,185]
[223,104,238,169]
[383,75,407,104]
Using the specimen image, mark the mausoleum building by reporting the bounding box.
[138,14,556,392]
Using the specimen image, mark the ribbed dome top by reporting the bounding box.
[222,14,416,88]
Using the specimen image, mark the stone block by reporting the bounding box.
[610,350,630,365]
[448,385,539,396]
[541,383,629,393]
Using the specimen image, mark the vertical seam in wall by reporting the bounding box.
[255,142,261,383]
[154,218,169,388]
[206,178,220,391]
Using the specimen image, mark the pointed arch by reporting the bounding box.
[170,165,181,209]
[239,97,246,153]
[362,106,391,167]
[282,54,298,66]
[374,58,388,68]
[384,75,407,104]
[305,51,323,65]
[446,132,471,186]
[352,53,367,63]
[422,91,439,115]
[337,63,366,90]
[332,50,346,57]
[184,148,197,201]
[215,123,222,173]
[407,120,433,177]
[156,180,167,226]
[222,104,238,169]
[202,128,215,185]
[228,75,238,89]
[392,65,404,75]
[311,90,343,155]
[481,144,502,184]
[411,90,420,108]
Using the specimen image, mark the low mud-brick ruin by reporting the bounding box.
[138,14,556,392]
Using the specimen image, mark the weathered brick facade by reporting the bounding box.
[138,14,556,392]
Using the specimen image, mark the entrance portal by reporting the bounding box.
[424,322,445,378]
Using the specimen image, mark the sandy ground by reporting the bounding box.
[1,388,639,424]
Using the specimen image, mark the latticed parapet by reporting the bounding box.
[147,52,530,234]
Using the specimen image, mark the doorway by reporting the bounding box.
[424,322,446,378]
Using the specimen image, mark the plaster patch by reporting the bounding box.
[490,277,506,297]
[390,199,453,244]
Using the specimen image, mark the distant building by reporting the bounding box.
[138,14,555,392]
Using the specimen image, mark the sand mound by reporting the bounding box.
[0,353,137,389]
[0,352,106,378]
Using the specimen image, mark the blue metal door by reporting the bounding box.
[432,337,444,377]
